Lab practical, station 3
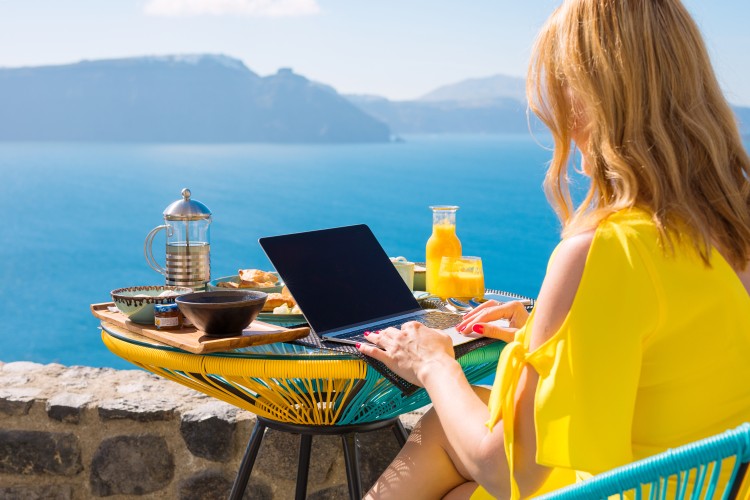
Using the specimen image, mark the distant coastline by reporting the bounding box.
[0,55,389,143]
[0,54,748,143]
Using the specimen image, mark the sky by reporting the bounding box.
[0,0,748,105]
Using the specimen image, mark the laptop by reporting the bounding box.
[259,224,492,347]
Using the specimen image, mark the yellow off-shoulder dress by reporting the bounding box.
[472,208,750,499]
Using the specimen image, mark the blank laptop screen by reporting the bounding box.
[259,224,420,334]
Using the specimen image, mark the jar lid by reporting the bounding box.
[163,188,212,221]
[154,303,179,312]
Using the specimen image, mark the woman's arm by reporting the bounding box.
[359,230,594,497]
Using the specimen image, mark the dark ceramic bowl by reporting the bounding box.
[175,291,268,337]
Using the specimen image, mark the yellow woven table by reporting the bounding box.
[100,321,505,498]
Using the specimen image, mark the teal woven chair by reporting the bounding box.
[537,424,750,500]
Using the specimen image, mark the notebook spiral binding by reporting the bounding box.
[483,288,536,312]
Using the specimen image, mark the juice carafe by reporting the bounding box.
[425,206,462,295]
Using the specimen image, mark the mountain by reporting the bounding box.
[348,73,750,137]
[347,94,534,134]
[347,73,537,135]
[0,55,390,143]
[418,74,526,103]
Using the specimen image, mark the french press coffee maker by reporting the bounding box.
[144,188,212,290]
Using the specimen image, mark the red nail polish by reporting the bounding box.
[472,324,484,334]
[374,330,380,334]
[355,343,361,348]
[364,331,370,336]
[457,324,464,332]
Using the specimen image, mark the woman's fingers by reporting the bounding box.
[357,327,396,361]
[356,341,388,363]
[457,301,529,333]
[472,323,517,343]
[356,323,449,386]
[457,306,506,333]
[458,300,506,327]
[461,299,501,321]
[361,326,404,356]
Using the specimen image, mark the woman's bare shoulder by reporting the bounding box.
[529,230,596,350]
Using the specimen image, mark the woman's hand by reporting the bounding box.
[455,300,529,342]
[356,321,457,386]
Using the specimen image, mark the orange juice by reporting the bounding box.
[426,217,461,295]
[434,256,484,299]
[433,268,484,299]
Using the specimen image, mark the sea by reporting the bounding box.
[0,134,575,370]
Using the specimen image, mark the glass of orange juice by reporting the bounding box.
[434,256,485,300]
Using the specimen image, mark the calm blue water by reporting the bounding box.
[0,135,566,369]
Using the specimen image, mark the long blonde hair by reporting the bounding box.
[528,0,750,268]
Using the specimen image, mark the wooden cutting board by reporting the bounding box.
[91,302,310,354]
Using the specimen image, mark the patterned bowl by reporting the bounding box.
[111,286,194,325]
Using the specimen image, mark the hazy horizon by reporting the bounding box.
[0,1,748,105]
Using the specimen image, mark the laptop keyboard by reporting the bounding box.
[334,310,460,345]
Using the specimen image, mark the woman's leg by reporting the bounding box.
[364,386,490,500]
[443,482,480,500]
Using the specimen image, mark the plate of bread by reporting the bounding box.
[257,288,307,326]
[208,269,285,294]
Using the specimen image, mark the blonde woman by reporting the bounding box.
[358,0,750,498]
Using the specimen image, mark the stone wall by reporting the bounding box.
[0,361,426,500]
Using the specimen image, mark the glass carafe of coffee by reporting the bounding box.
[144,188,212,290]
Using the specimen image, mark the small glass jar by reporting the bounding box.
[154,303,182,330]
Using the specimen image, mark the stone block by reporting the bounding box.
[90,434,174,496]
[0,388,41,416]
[0,484,74,500]
[0,430,82,476]
[0,373,30,387]
[308,484,349,500]
[58,365,116,380]
[98,397,177,422]
[241,481,274,500]
[178,470,232,500]
[46,393,92,424]
[177,469,272,500]
[180,402,239,462]
[255,429,340,485]
[1,361,45,373]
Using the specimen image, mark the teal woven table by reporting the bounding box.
[100,321,505,499]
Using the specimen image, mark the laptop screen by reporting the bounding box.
[259,224,421,334]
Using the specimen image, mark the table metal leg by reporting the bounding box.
[295,434,313,500]
[392,418,409,447]
[234,417,401,500]
[229,419,267,500]
[728,461,749,499]
[342,433,363,499]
